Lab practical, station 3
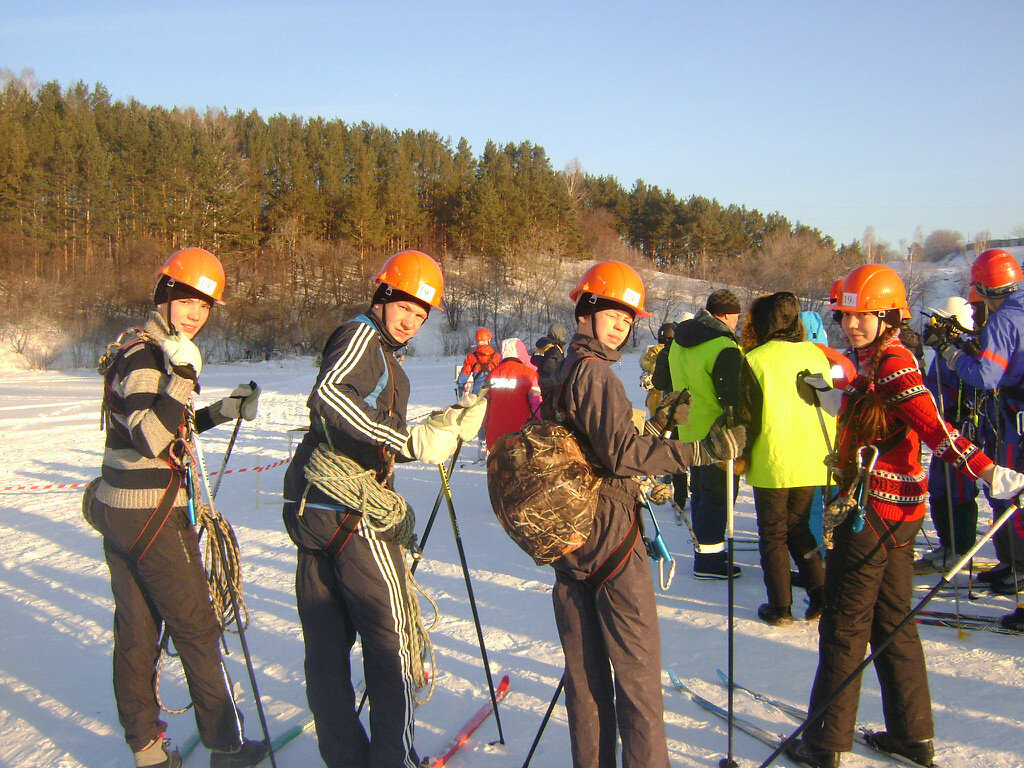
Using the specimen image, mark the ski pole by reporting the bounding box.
[933,362,968,638]
[192,430,278,768]
[721,407,738,768]
[755,496,1023,768]
[519,673,565,768]
[212,380,257,500]
[438,460,506,745]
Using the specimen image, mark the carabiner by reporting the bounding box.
[852,445,879,533]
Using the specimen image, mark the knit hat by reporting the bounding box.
[706,289,741,316]
[574,293,637,321]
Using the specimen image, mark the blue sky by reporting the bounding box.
[3,0,1022,248]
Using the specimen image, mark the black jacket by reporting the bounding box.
[545,333,695,580]
[285,312,411,509]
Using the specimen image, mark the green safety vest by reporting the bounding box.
[745,340,834,488]
[667,334,737,442]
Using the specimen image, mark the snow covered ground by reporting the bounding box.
[1,354,1023,768]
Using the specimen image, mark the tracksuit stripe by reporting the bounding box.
[317,324,408,450]
[359,520,419,766]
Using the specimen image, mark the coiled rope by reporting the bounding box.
[301,444,436,702]
[155,497,249,714]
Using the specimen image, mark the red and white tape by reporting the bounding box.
[0,457,291,493]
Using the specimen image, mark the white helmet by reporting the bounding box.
[928,295,974,332]
[676,310,695,323]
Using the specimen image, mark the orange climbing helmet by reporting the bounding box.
[374,250,444,310]
[476,328,492,344]
[569,260,652,318]
[971,249,1022,297]
[155,247,226,305]
[831,264,910,320]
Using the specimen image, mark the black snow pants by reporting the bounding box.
[552,543,670,768]
[803,507,933,752]
[294,513,421,768]
[98,500,243,753]
[752,486,825,609]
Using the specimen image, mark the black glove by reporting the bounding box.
[645,390,691,436]
[694,417,746,464]
[922,324,947,351]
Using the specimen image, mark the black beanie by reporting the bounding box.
[574,293,637,322]
[706,289,741,316]
[371,284,432,314]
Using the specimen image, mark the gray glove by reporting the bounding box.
[161,332,202,378]
[219,382,261,421]
[692,419,746,465]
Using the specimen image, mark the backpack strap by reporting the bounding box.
[584,508,640,587]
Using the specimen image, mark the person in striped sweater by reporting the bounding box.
[786,265,1024,768]
[93,248,267,768]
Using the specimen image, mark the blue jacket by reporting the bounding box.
[955,289,1024,448]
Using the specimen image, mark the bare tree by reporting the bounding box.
[922,229,965,262]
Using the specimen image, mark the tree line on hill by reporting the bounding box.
[0,69,944,366]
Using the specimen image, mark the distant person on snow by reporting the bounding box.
[457,327,500,395]
[667,289,757,579]
[531,322,567,401]
[544,260,745,768]
[741,293,830,626]
[281,250,486,768]
[91,247,267,768]
[484,338,541,451]
[639,322,675,414]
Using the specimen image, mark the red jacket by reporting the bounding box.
[837,340,991,522]
[485,359,540,450]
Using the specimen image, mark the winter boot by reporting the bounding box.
[757,603,794,626]
[210,739,269,768]
[977,562,1011,584]
[805,586,826,621]
[989,569,1024,595]
[862,731,935,767]
[134,734,182,768]
[999,606,1024,632]
[693,552,741,580]
[784,738,841,768]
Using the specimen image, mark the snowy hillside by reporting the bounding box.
[1,354,1023,768]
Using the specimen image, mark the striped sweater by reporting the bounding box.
[836,339,992,522]
[96,311,229,510]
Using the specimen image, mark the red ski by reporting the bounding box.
[422,675,511,767]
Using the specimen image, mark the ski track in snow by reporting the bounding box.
[1,355,1023,768]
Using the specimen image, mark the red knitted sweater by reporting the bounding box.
[837,339,992,522]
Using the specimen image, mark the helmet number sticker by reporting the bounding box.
[196,276,218,295]
[622,287,642,308]
[415,282,437,303]
[843,291,858,306]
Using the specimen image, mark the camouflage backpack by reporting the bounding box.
[485,357,602,565]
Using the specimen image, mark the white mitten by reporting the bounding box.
[403,415,461,464]
[987,465,1024,500]
[161,332,203,377]
[435,393,489,441]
